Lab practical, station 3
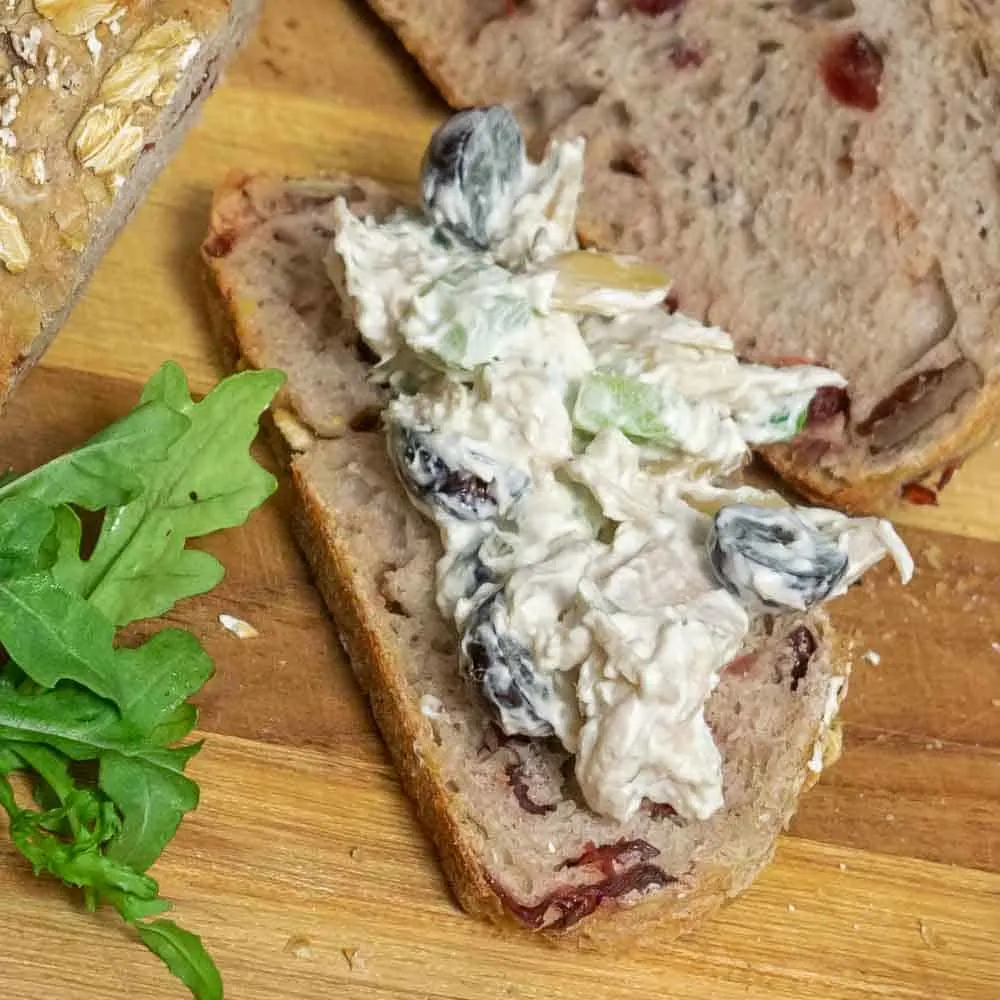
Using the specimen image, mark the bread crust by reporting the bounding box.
[759,379,1000,514]
[202,170,851,945]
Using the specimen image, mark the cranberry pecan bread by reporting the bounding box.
[0,0,260,409]
[366,0,1000,513]
[202,171,855,943]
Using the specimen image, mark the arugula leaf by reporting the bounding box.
[114,629,214,734]
[0,772,17,812]
[102,746,201,873]
[49,506,87,595]
[137,921,224,1000]
[0,402,189,511]
[106,892,173,923]
[0,745,21,773]
[0,362,283,999]
[0,575,125,707]
[0,682,203,772]
[6,742,78,804]
[82,364,284,626]
[0,497,55,579]
[2,790,156,899]
[0,684,128,757]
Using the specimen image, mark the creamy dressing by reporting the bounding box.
[327,114,913,824]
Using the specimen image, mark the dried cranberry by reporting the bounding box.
[664,291,680,313]
[723,652,758,677]
[806,386,850,426]
[900,481,939,506]
[820,32,884,111]
[505,761,557,816]
[203,231,236,258]
[669,43,704,69]
[936,459,963,492]
[788,625,817,692]
[557,838,659,877]
[490,864,675,931]
[631,0,688,14]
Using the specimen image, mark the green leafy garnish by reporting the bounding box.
[0,362,283,999]
[138,920,224,1000]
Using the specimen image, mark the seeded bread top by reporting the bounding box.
[0,0,238,394]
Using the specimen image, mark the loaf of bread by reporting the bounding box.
[366,0,1000,513]
[202,171,852,943]
[0,0,260,409]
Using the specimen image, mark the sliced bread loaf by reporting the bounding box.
[202,171,850,943]
[366,0,1000,513]
[0,0,260,410]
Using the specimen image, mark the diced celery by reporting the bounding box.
[402,263,534,370]
[573,371,676,444]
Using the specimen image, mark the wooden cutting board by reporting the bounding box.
[1,3,998,998]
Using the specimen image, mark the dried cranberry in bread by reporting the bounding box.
[0,0,260,409]
[365,0,1000,514]
[202,172,851,943]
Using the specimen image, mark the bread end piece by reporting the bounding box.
[0,0,262,411]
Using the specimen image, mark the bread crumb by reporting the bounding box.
[349,846,363,860]
[342,947,366,972]
[925,739,944,750]
[838,862,847,872]
[219,613,259,639]
[991,700,1000,710]
[283,935,313,959]
[273,407,315,453]
[885,813,895,822]
[991,642,1000,654]
[918,919,942,948]
[787,903,796,913]
[852,922,860,931]
[862,649,881,666]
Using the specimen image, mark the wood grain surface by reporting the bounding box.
[1,2,998,998]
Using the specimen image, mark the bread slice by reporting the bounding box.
[365,0,1000,514]
[0,0,260,410]
[201,170,852,943]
